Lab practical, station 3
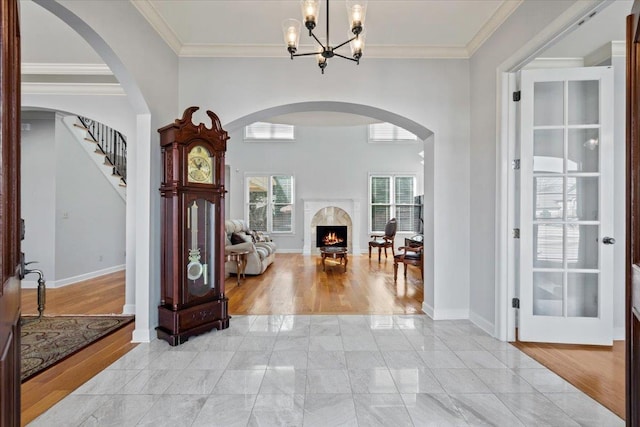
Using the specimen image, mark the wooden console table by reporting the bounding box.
[225,249,249,285]
[320,246,348,272]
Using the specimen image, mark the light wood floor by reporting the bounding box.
[513,340,625,419]
[226,253,425,314]
[19,256,625,424]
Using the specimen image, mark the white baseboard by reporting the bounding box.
[21,264,125,289]
[469,310,495,336]
[132,328,152,343]
[614,326,625,341]
[277,249,303,254]
[422,301,469,320]
[422,301,434,318]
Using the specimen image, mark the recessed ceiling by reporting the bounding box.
[132,0,521,58]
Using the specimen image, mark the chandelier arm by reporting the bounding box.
[291,51,322,57]
[309,31,326,49]
[332,52,359,62]
[332,35,357,51]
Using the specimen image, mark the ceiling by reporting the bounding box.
[19,0,631,126]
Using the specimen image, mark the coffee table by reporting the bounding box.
[320,246,348,272]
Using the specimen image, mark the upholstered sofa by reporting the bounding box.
[224,219,276,275]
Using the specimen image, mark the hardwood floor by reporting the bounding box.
[20,270,136,426]
[19,257,625,424]
[227,253,424,314]
[513,340,625,419]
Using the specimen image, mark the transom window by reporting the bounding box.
[246,175,294,233]
[369,122,417,142]
[244,122,295,141]
[369,174,419,233]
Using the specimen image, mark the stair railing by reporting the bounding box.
[77,116,127,186]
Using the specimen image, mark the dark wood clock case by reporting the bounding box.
[157,106,230,345]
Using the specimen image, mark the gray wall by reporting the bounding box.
[226,124,424,252]
[21,111,125,286]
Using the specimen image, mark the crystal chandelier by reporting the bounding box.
[283,0,368,74]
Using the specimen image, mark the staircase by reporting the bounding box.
[62,115,127,201]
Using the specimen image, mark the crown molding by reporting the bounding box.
[21,63,112,75]
[585,40,625,66]
[466,0,523,57]
[22,82,125,96]
[180,43,469,59]
[523,57,585,69]
[130,0,182,55]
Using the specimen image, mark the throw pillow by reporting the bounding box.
[230,232,246,245]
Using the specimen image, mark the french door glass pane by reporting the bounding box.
[567,273,598,318]
[566,224,598,269]
[533,271,563,316]
[566,176,598,221]
[534,81,564,126]
[534,129,564,173]
[568,80,599,125]
[533,224,563,268]
[534,177,563,220]
[568,128,599,172]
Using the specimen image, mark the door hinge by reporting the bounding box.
[512,298,520,309]
[512,159,520,170]
[513,91,521,102]
[513,228,520,239]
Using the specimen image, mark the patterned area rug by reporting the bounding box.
[20,315,134,382]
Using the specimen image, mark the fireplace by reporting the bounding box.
[303,199,360,255]
[316,225,347,248]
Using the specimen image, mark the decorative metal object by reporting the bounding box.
[283,0,367,74]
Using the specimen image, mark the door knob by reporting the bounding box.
[603,237,616,245]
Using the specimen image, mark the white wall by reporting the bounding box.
[180,57,471,318]
[469,0,577,330]
[54,114,125,281]
[226,125,424,252]
[21,112,57,281]
[20,111,125,287]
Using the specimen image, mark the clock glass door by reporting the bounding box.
[186,198,216,298]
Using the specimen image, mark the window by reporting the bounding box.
[246,175,294,233]
[244,122,294,141]
[369,175,419,233]
[369,122,417,142]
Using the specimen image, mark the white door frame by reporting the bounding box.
[494,1,608,341]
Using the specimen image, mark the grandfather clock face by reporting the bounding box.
[186,199,216,297]
[187,145,214,184]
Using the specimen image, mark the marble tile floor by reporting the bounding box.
[28,315,624,427]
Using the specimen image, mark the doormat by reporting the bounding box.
[20,315,134,382]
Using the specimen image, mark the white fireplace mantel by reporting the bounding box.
[303,198,361,255]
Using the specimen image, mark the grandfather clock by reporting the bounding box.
[157,106,230,345]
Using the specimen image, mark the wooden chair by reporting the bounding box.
[394,245,424,281]
[368,218,397,262]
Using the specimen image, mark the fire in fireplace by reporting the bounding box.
[316,225,347,248]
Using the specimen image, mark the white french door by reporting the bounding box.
[519,66,614,345]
